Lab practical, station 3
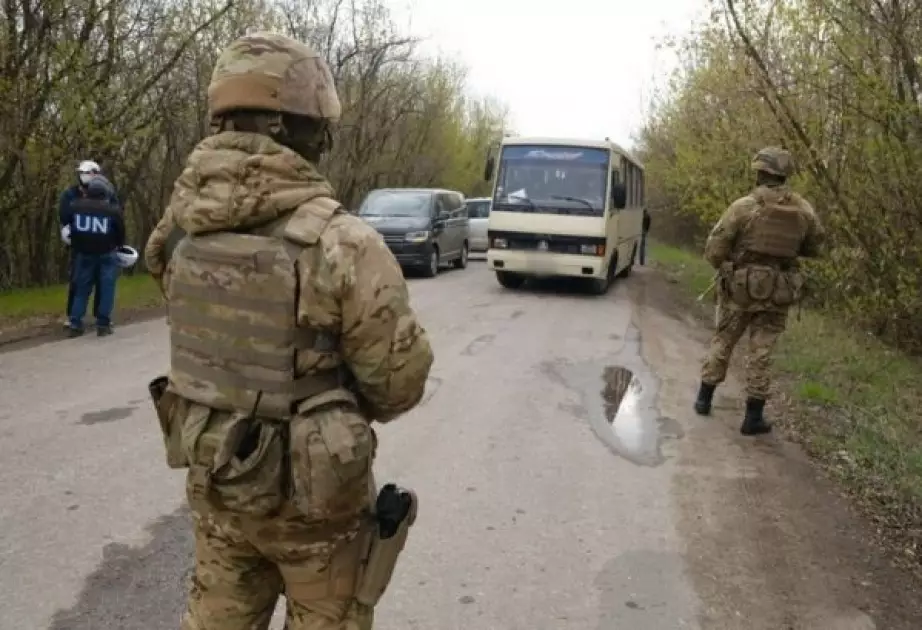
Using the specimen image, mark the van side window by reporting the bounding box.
[472,202,490,218]
[434,195,447,217]
[451,193,466,218]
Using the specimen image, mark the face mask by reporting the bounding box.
[78,173,94,185]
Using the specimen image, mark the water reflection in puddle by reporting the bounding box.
[543,325,684,467]
[597,366,683,467]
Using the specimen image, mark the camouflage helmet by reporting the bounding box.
[750,146,794,177]
[207,32,341,124]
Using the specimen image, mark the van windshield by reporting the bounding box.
[359,191,432,217]
[492,145,610,216]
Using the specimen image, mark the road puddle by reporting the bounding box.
[542,324,684,467]
[597,365,682,467]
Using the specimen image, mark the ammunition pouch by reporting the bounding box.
[728,264,804,308]
[186,412,287,518]
[179,392,373,520]
[148,375,189,469]
[289,402,375,521]
[355,484,418,607]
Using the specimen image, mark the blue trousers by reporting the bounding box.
[69,252,119,328]
[66,249,101,318]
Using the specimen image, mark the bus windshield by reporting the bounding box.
[492,145,610,216]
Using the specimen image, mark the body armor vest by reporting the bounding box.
[165,197,344,419]
[737,190,808,262]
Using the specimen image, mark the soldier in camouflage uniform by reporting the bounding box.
[693,147,824,435]
[144,32,434,629]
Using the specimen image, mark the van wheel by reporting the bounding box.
[453,242,469,269]
[496,271,526,289]
[617,244,637,278]
[422,249,439,278]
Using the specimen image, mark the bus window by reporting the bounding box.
[624,160,634,207]
[639,170,645,206]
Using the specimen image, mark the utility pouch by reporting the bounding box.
[354,484,419,607]
[148,375,188,469]
[771,269,805,307]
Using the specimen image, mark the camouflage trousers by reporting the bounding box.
[181,501,373,630]
[700,305,788,399]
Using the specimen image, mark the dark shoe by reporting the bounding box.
[97,325,113,337]
[694,382,716,415]
[740,397,771,435]
[66,326,84,338]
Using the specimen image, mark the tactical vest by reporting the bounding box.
[737,190,808,261]
[165,197,345,419]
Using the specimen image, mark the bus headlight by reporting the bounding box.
[580,244,605,256]
[492,237,508,248]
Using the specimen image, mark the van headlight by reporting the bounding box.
[405,231,430,243]
[491,237,508,248]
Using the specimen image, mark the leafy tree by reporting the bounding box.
[0,0,508,289]
[637,0,922,353]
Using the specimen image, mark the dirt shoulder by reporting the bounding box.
[643,242,921,577]
[630,261,922,627]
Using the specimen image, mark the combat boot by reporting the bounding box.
[740,397,771,435]
[694,382,716,415]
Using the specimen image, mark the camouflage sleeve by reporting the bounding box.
[703,198,752,269]
[144,204,174,293]
[312,219,434,423]
[799,203,825,258]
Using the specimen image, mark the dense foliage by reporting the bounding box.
[0,0,507,289]
[638,0,922,353]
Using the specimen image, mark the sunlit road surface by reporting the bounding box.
[1,261,917,629]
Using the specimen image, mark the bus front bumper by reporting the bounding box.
[486,249,605,279]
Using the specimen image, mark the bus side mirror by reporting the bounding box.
[611,183,627,210]
[484,156,495,181]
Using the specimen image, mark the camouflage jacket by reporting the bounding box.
[145,131,434,422]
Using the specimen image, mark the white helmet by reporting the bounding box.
[76,160,102,185]
[115,245,139,269]
[61,224,72,245]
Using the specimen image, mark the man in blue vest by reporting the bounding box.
[61,175,125,337]
[59,160,122,326]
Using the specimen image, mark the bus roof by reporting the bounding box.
[499,136,643,169]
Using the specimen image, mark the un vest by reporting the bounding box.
[70,197,120,255]
[166,197,345,419]
[737,190,808,262]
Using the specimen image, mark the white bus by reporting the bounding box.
[483,136,645,294]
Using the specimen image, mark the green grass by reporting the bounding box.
[650,240,922,537]
[648,241,716,297]
[0,273,163,322]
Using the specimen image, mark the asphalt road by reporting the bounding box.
[1,260,919,629]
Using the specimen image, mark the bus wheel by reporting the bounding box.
[496,271,526,289]
[589,253,617,295]
[617,244,637,278]
[588,275,610,295]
